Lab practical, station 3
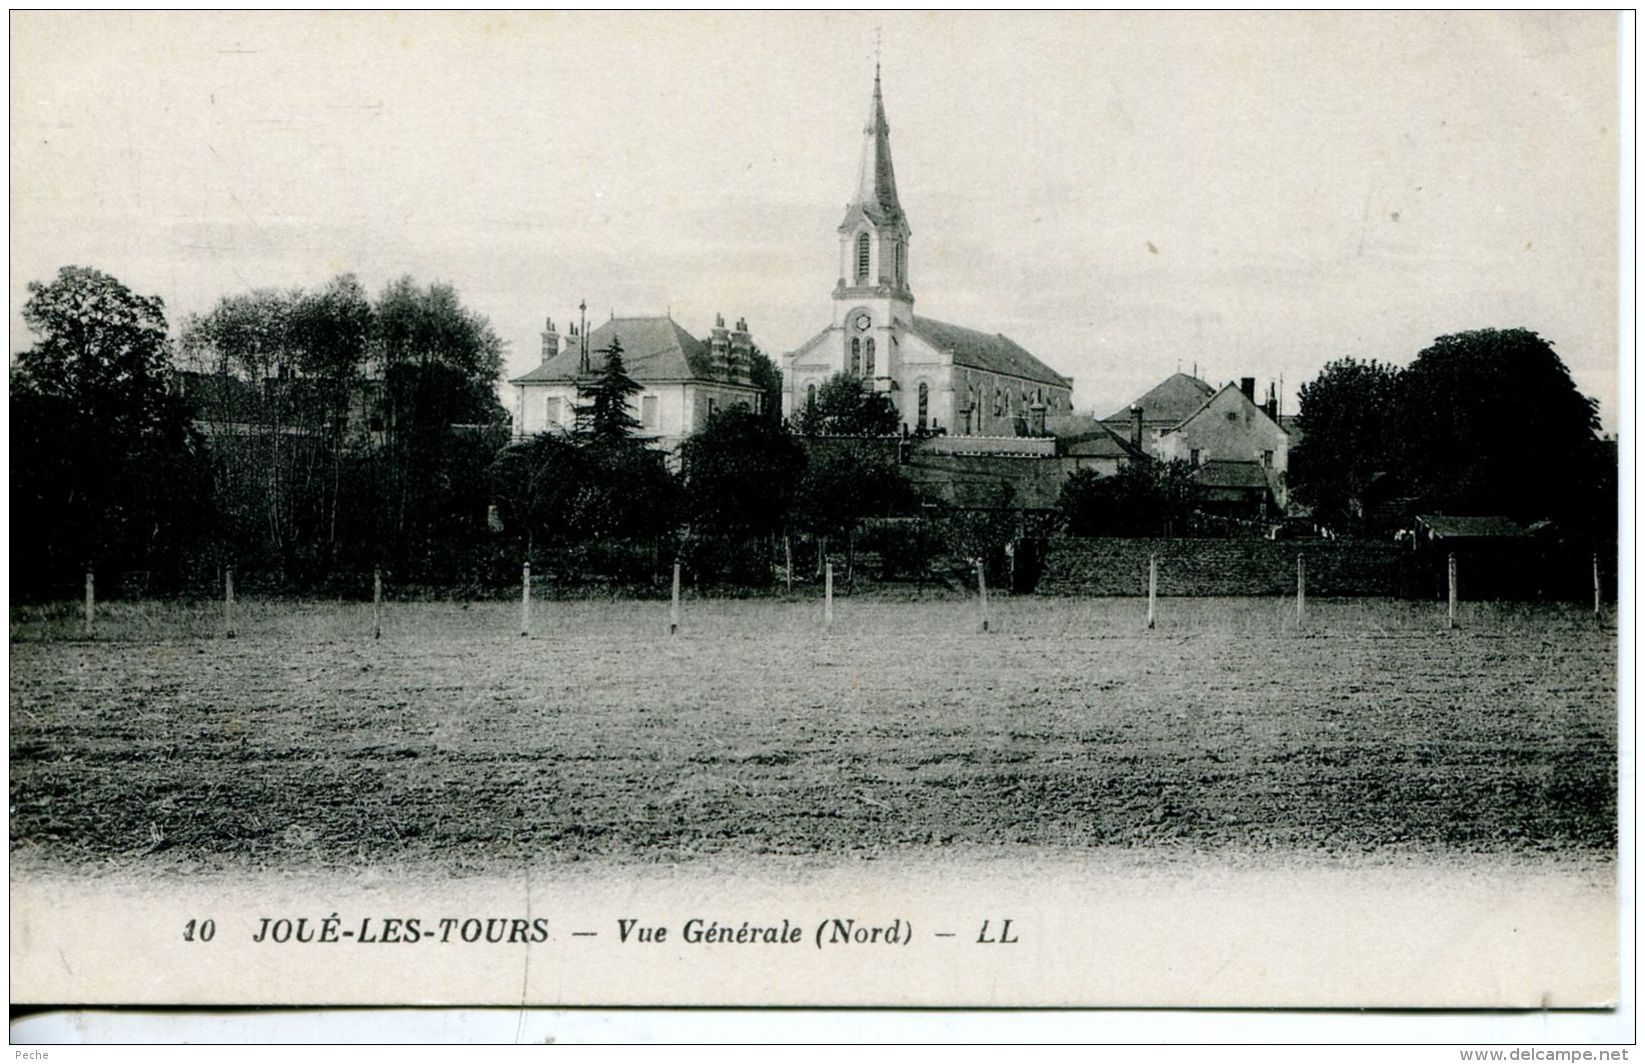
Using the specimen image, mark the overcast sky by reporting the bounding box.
[10,11,1623,426]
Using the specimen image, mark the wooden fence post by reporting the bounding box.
[1446,553,1457,630]
[1296,554,1306,627]
[1585,552,1598,621]
[1146,554,1157,630]
[824,562,834,628]
[84,568,94,635]
[976,558,990,633]
[374,568,383,640]
[785,535,794,594]
[224,566,236,639]
[520,562,531,637]
[670,560,681,636]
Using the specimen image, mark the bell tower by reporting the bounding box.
[833,65,913,387]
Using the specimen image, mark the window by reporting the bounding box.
[1190,448,1201,466]
[896,242,906,284]
[706,397,717,422]
[864,338,876,378]
[993,388,1003,417]
[641,395,658,431]
[856,232,871,281]
[1262,449,1274,468]
[850,338,861,376]
[545,396,562,425]
[807,383,817,408]
[917,382,929,432]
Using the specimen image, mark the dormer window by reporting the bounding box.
[856,232,871,281]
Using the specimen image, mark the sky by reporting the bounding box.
[10,11,1624,426]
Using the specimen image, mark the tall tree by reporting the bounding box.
[796,439,915,580]
[490,432,680,548]
[678,406,807,535]
[574,336,643,442]
[369,277,509,570]
[12,266,211,594]
[747,345,785,426]
[181,278,375,576]
[1056,459,1198,537]
[1289,357,1401,526]
[791,371,900,436]
[1392,328,1603,528]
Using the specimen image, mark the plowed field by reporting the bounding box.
[9,596,1617,872]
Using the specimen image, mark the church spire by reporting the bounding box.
[851,63,903,224]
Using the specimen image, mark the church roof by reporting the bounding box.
[1103,372,1216,424]
[510,316,731,385]
[911,315,1071,389]
[844,66,905,228]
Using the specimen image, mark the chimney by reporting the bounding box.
[729,316,752,384]
[1130,404,1143,450]
[540,316,560,363]
[1240,377,1256,402]
[1029,402,1047,437]
[709,312,730,380]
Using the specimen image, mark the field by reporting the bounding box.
[9,595,1618,873]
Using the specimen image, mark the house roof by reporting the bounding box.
[1061,422,1146,460]
[1193,459,1272,490]
[1042,412,1103,438]
[1103,372,1216,423]
[1162,381,1289,436]
[1415,515,1530,539]
[510,317,738,385]
[910,315,1070,389]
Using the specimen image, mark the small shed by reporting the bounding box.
[1412,514,1539,599]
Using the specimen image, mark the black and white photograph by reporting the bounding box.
[7,9,1629,1040]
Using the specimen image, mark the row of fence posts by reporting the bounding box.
[75,551,1610,639]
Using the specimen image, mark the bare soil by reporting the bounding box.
[9,596,1617,873]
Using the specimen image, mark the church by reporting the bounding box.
[782,68,1074,436]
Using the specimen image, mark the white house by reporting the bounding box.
[510,312,765,450]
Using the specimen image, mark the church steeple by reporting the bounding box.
[836,64,913,308]
[852,64,904,225]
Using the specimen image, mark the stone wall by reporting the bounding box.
[1038,536,1410,597]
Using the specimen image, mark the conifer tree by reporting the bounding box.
[575,336,644,443]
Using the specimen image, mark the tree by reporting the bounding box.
[792,371,900,436]
[796,440,915,580]
[574,336,643,442]
[490,432,680,548]
[747,346,785,426]
[1289,357,1400,527]
[1056,459,1197,537]
[1392,329,1603,529]
[678,406,806,535]
[369,277,509,572]
[181,276,375,575]
[12,266,212,595]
